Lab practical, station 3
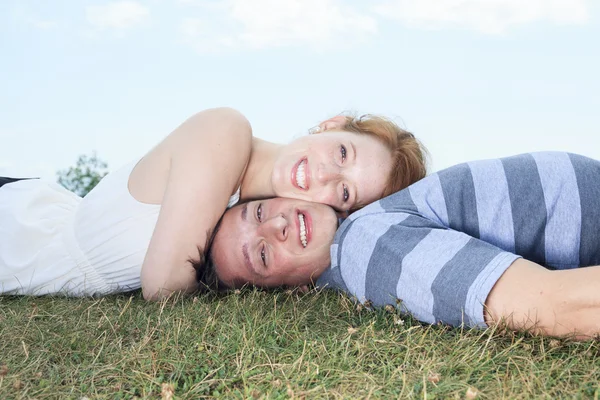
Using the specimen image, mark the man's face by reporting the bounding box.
[210,198,338,288]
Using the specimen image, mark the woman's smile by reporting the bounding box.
[292,158,310,190]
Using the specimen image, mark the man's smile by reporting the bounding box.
[296,210,312,248]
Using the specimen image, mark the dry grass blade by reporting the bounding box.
[0,291,599,398]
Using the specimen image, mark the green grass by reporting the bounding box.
[1,289,600,399]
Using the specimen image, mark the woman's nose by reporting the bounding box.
[261,214,288,241]
[316,162,341,184]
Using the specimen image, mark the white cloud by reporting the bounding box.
[175,0,206,4]
[180,17,204,37]
[86,1,150,30]
[179,0,377,50]
[373,0,590,34]
[232,0,377,48]
[179,16,236,51]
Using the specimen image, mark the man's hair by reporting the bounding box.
[192,213,230,292]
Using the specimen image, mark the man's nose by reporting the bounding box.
[316,162,341,184]
[261,214,288,242]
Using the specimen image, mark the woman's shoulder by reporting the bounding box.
[209,107,251,126]
[130,108,253,204]
[164,107,252,154]
[193,107,251,136]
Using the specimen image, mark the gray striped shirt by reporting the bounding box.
[316,152,600,328]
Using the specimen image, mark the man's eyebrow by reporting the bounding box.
[242,243,254,274]
[241,203,248,221]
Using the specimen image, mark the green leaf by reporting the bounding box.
[56,151,109,197]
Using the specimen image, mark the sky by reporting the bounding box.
[1,0,599,180]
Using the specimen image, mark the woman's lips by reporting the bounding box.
[291,158,310,190]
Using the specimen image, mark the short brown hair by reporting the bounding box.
[193,214,229,292]
[340,113,428,204]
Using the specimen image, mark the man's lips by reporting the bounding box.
[295,209,313,248]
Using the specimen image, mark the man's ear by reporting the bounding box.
[317,115,347,133]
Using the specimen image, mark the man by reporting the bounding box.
[207,197,338,289]
[208,152,600,339]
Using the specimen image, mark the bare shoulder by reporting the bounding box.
[171,107,252,177]
[129,107,252,204]
[165,107,253,172]
[210,106,251,128]
[174,107,252,144]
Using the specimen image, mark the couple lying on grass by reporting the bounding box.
[1,108,599,340]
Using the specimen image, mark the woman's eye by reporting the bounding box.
[260,245,266,266]
[343,185,349,202]
[340,145,347,162]
[256,203,262,222]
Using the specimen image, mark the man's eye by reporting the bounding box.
[260,245,266,266]
[340,145,347,162]
[256,203,262,222]
[343,185,349,202]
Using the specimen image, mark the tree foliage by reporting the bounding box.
[57,152,109,197]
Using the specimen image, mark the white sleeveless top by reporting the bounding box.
[0,160,241,296]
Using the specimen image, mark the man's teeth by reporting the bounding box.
[298,213,307,248]
[296,160,306,189]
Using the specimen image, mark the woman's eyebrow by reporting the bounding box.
[351,142,357,162]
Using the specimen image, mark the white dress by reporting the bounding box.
[0,159,241,296]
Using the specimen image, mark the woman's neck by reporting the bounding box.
[240,137,283,200]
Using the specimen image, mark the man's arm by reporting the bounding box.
[324,212,523,328]
[485,259,600,340]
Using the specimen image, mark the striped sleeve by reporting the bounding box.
[397,152,598,269]
[317,151,600,328]
[318,213,520,328]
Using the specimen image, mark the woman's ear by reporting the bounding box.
[317,115,347,133]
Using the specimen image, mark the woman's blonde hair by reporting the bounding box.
[339,114,428,205]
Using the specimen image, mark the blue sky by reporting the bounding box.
[1,0,599,180]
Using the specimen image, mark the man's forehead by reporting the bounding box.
[216,202,248,245]
[211,202,253,286]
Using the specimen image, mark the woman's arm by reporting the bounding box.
[141,107,252,301]
[485,259,600,339]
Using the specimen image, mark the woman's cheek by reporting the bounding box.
[311,189,336,207]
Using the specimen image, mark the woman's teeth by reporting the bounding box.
[298,213,307,248]
[296,160,306,189]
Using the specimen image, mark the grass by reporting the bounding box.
[1,289,600,399]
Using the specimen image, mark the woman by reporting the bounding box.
[0,107,427,300]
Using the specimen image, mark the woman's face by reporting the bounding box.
[271,130,393,211]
